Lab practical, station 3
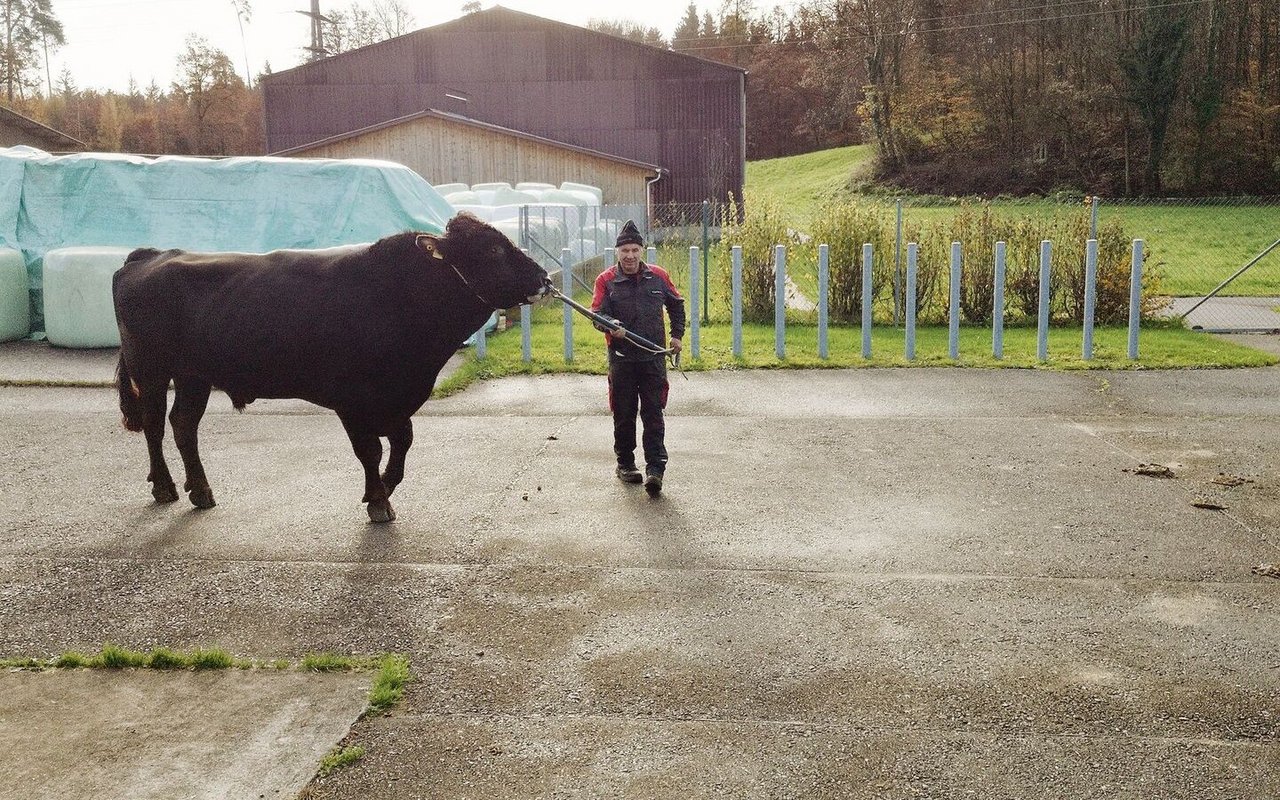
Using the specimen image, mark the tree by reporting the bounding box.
[672,3,700,53]
[586,19,667,49]
[171,34,247,154]
[1,0,64,102]
[323,0,416,55]
[1120,6,1191,194]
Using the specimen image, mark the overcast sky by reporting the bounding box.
[46,0,705,94]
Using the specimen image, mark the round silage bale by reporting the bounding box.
[0,248,30,342]
[42,246,133,348]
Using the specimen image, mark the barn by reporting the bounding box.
[273,108,660,206]
[260,6,746,208]
[0,106,83,151]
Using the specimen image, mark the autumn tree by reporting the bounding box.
[171,35,249,154]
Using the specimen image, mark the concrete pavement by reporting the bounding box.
[0,342,1277,798]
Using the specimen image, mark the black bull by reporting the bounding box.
[111,212,548,522]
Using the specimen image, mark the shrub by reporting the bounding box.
[806,200,893,323]
[718,193,793,323]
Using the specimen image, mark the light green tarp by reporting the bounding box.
[0,146,455,335]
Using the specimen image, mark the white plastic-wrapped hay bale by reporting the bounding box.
[42,246,131,348]
[470,182,512,193]
[559,182,603,204]
[566,238,600,262]
[443,190,481,206]
[492,187,539,205]
[432,182,469,197]
[0,248,30,342]
[516,182,556,193]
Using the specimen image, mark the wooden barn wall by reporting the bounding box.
[263,11,743,206]
[291,117,653,205]
[0,119,65,149]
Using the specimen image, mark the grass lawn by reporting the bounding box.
[743,146,1280,298]
[435,315,1276,396]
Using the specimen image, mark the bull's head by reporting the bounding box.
[417,212,548,308]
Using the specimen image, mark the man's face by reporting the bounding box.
[618,243,643,274]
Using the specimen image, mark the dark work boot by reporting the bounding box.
[616,465,643,484]
[644,470,663,496]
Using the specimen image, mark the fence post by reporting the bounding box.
[906,242,918,360]
[646,245,656,265]
[562,247,574,362]
[701,199,710,324]
[818,243,829,360]
[992,241,1006,359]
[894,199,903,327]
[475,316,487,359]
[732,245,743,358]
[775,244,786,359]
[521,302,532,363]
[862,242,873,359]
[1083,238,1098,361]
[949,241,962,360]
[1128,239,1144,360]
[689,246,701,359]
[1089,196,1099,241]
[1037,240,1051,362]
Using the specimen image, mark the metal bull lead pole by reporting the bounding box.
[543,279,682,370]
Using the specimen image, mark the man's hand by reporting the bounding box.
[669,337,682,353]
[608,326,628,340]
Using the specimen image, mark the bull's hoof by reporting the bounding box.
[367,500,396,523]
[152,483,179,504]
[188,487,217,509]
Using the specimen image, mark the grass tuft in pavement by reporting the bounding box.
[367,654,411,714]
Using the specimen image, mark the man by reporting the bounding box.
[591,220,686,496]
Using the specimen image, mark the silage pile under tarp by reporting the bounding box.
[0,146,455,336]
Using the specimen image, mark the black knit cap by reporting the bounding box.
[615,219,645,248]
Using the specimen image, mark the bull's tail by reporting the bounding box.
[116,353,144,432]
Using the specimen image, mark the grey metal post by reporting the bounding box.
[818,244,829,360]
[475,316,487,358]
[862,242,873,359]
[688,246,700,359]
[1037,240,1051,362]
[1083,238,1098,360]
[949,241,962,360]
[906,242,918,360]
[992,241,1006,359]
[646,245,656,265]
[1128,239,1144,359]
[775,244,786,359]
[1089,196,1099,241]
[731,245,743,357]
[701,199,710,323]
[894,199,903,326]
[562,247,574,361]
[521,302,532,363]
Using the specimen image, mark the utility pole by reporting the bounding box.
[298,0,331,60]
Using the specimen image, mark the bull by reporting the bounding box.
[112,212,548,522]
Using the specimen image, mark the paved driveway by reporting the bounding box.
[1,365,1277,798]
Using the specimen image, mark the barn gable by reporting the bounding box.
[261,6,745,207]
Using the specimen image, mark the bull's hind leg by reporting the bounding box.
[139,383,178,503]
[339,414,394,523]
[171,378,215,509]
[381,418,414,497]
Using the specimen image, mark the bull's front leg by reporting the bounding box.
[339,414,394,523]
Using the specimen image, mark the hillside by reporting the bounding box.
[744,145,876,226]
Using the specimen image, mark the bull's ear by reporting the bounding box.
[415,233,445,260]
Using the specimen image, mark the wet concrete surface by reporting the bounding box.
[0,346,1278,798]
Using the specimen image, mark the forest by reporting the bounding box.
[2,0,1278,197]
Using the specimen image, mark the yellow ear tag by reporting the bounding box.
[416,234,446,259]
